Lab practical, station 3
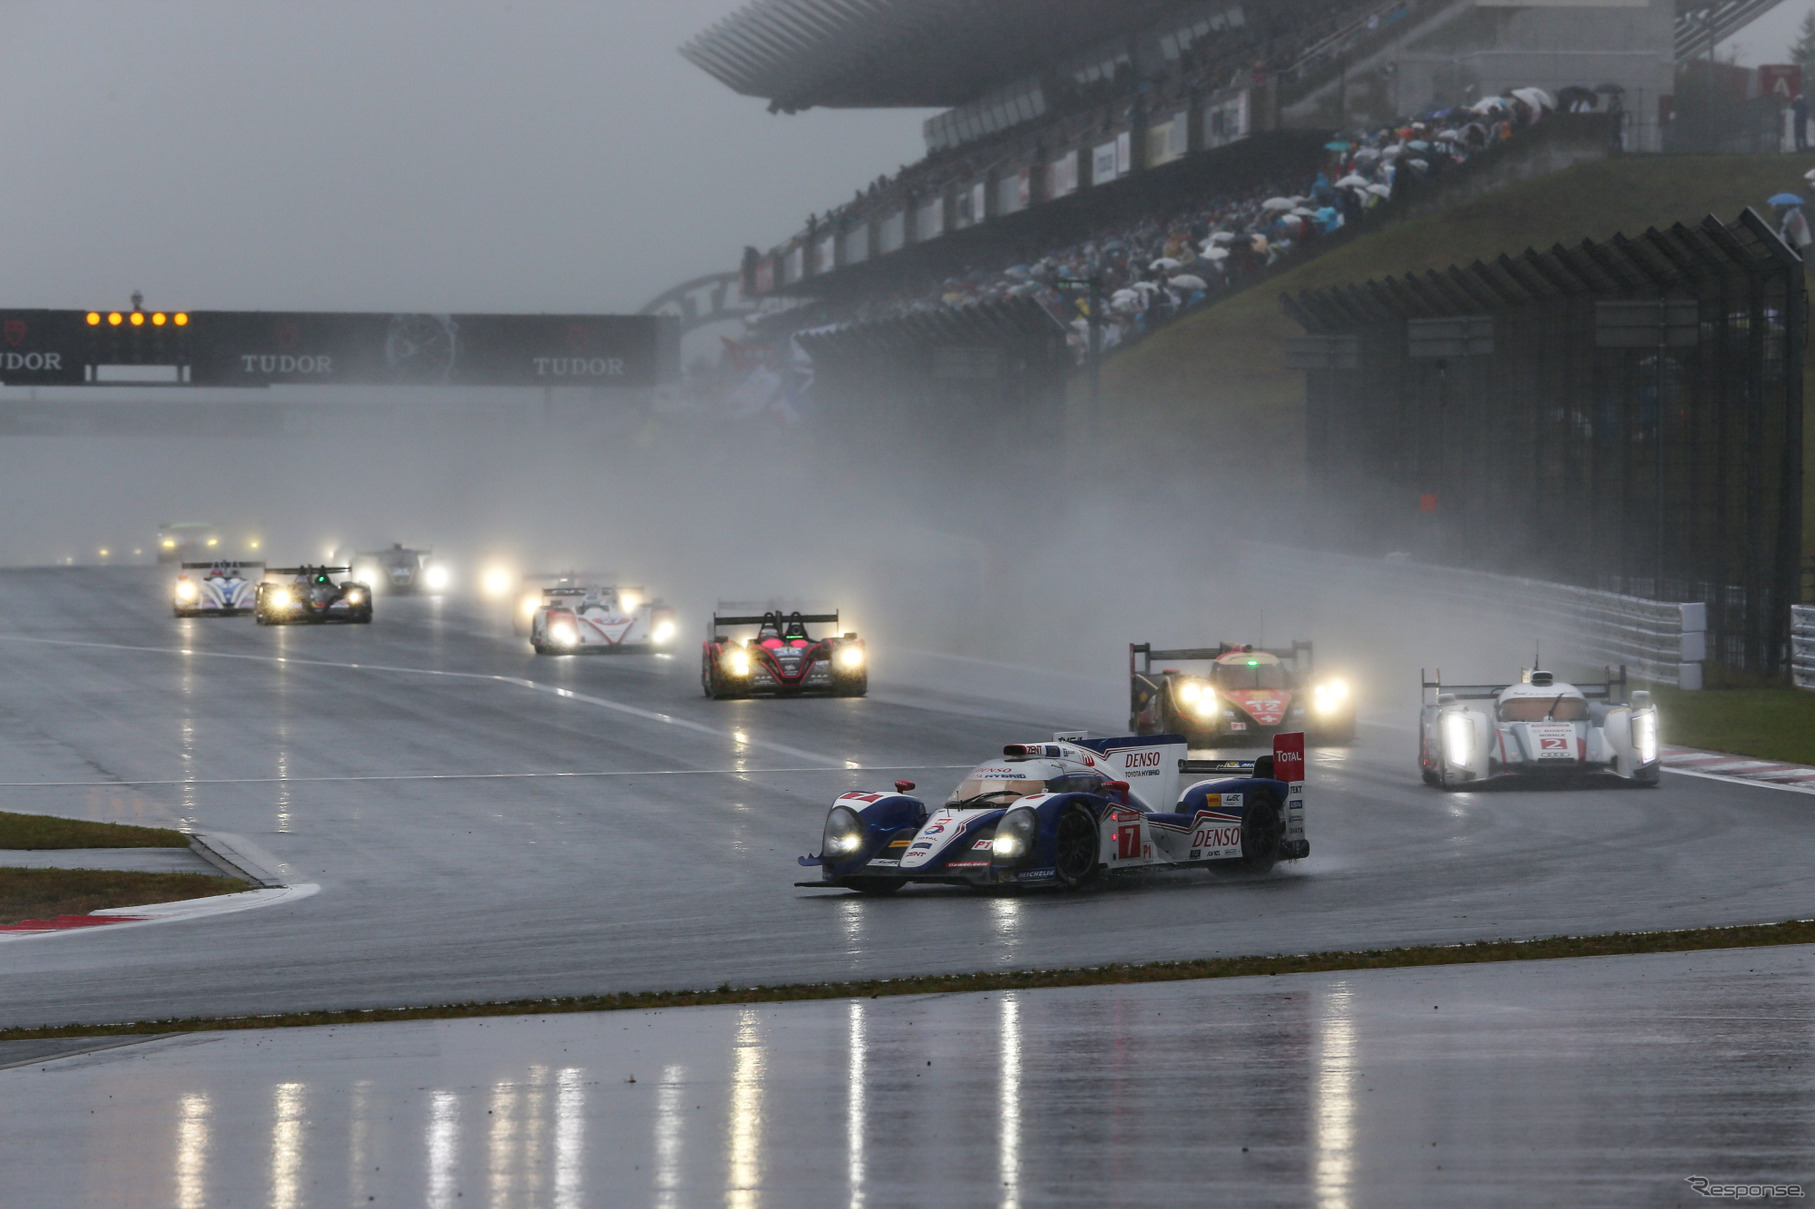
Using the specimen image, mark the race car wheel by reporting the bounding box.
[1237,790,1284,873]
[1053,803,1101,890]
[532,642,549,655]
[844,877,901,896]
[1633,767,1661,788]
[1421,767,1441,787]
[833,677,868,698]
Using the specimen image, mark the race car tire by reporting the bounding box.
[1633,767,1661,788]
[532,642,549,655]
[254,613,268,626]
[1053,803,1101,890]
[1421,767,1441,787]
[844,877,901,896]
[833,677,867,698]
[1237,789,1284,873]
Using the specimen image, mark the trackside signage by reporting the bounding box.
[0,310,677,388]
[0,311,86,385]
[1272,731,1305,784]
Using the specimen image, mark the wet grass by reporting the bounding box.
[0,868,246,926]
[0,810,190,850]
[1654,686,1815,766]
[6,916,1814,1041]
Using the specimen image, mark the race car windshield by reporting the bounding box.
[944,777,1048,807]
[1499,695,1589,721]
[1214,662,1289,690]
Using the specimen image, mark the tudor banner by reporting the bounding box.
[0,310,676,388]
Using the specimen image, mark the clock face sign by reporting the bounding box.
[384,314,459,383]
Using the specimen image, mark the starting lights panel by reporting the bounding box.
[0,310,676,388]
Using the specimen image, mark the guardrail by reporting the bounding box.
[1242,545,1707,688]
[1794,605,1815,690]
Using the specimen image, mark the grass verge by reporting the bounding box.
[1654,686,1815,766]
[0,867,246,925]
[0,810,189,850]
[5,916,1812,1042]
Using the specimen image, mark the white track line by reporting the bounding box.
[0,765,975,790]
[0,634,841,764]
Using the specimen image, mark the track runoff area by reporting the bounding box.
[3,568,1813,1204]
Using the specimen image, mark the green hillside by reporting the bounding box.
[1091,153,1814,552]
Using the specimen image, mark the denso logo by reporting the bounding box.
[1192,826,1242,848]
[1122,750,1162,769]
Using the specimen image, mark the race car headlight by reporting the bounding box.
[1442,710,1474,768]
[550,621,578,646]
[725,648,751,676]
[174,580,198,601]
[1179,681,1216,716]
[1313,679,1350,713]
[1632,709,1659,765]
[822,806,866,858]
[424,566,450,592]
[345,589,364,605]
[482,567,513,599]
[1177,680,1202,703]
[618,590,642,613]
[837,645,865,670]
[269,588,293,608]
[992,808,1039,865]
[652,618,676,644]
[161,539,176,549]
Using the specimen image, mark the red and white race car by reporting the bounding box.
[529,583,676,655]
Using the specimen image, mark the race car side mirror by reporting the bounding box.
[1438,693,1457,705]
[1105,780,1130,798]
[894,780,915,793]
[1630,690,1652,708]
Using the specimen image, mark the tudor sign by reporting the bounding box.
[0,310,676,387]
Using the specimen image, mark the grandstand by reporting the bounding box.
[682,0,1708,317]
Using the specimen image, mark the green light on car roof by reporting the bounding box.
[1246,658,1259,666]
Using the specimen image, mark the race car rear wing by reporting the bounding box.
[711,609,843,640]
[1130,640,1313,674]
[265,566,352,576]
[180,560,264,571]
[1421,666,1628,704]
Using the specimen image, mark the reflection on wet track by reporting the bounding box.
[4,946,1812,1207]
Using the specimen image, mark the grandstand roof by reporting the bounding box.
[681,0,1185,112]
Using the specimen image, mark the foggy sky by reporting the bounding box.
[0,0,932,315]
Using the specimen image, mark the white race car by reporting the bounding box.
[530,583,676,654]
[172,560,263,617]
[1418,667,1660,789]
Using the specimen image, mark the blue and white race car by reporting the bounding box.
[798,732,1309,894]
[172,560,263,617]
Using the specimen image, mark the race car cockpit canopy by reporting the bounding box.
[1496,679,1590,721]
[1212,650,1290,690]
[944,761,1109,808]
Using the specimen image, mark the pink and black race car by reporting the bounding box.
[701,607,867,699]
[1130,641,1354,745]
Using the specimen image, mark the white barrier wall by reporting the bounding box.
[1794,605,1815,691]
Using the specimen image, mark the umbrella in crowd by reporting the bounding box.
[1769,193,1805,206]
[1169,274,1208,292]
[1511,87,1554,110]
[1335,173,1370,188]
[1151,257,1182,270]
[1260,197,1297,211]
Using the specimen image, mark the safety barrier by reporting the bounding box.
[1246,545,1707,688]
[1794,606,1815,690]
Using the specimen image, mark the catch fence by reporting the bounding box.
[1283,210,1804,677]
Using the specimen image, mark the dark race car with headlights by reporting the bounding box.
[1418,666,1659,789]
[346,543,448,596]
[1130,641,1353,745]
[797,731,1309,893]
[172,560,263,617]
[701,608,866,699]
[254,566,374,626]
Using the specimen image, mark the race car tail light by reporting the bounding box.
[822,806,866,859]
[1442,711,1474,768]
[992,808,1039,865]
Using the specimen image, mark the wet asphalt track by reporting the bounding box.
[0,566,1811,1030]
